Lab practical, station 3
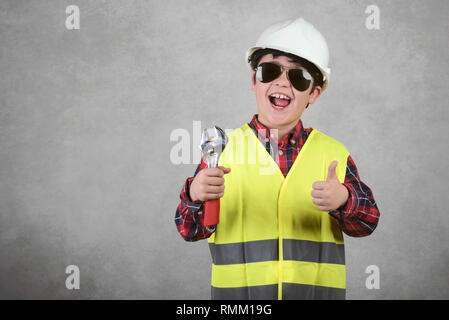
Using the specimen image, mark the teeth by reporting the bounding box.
[270,93,290,100]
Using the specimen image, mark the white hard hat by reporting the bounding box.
[246,17,331,90]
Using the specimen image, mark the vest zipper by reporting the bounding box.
[278,184,284,300]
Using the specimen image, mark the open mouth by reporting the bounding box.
[269,93,291,110]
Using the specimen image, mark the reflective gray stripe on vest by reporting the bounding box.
[209,239,344,265]
[282,283,346,300]
[211,284,345,300]
[211,284,278,300]
[283,239,345,265]
[209,239,278,265]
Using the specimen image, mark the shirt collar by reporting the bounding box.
[249,114,304,147]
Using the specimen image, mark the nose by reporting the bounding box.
[273,69,290,87]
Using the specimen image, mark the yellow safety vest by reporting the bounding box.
[208,124,349,300]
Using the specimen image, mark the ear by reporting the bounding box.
[251,71,257,91]
[308,86,322,104]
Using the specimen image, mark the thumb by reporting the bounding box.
[326,161,338,182]
[218,166,231,174]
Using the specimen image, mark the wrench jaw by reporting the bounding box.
[200,126,228,168]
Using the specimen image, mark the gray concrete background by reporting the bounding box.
[0,0,448,299]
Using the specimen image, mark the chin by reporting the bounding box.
[261,107,300,127]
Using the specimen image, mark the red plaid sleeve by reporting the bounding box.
[328,155,380,237]
[174,159,214,241]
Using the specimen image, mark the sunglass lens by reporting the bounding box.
[257,63,282,83]
[288,69,311,91]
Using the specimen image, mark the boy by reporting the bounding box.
[175,17,379,300]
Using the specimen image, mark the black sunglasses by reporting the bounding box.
[255,62,312,92]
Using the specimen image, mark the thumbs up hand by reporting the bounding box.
[311,161,349,212]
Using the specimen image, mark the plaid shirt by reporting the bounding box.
[175,115,380,241]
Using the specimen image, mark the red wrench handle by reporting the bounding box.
[204,199,220,227]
